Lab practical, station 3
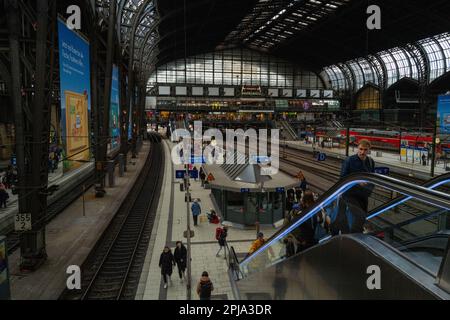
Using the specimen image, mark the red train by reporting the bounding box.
[316,128,448,153]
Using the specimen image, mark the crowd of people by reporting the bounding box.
[158,162,225,300]
[278,139,378,259]
[160,139,378,299]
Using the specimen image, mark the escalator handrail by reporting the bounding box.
[370,207,448,239]
[393,231,450,249]
[239,172,450,266]
[366,173,450,222]
[228,245,244,280]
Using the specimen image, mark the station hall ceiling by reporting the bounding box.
[110,0,450,74]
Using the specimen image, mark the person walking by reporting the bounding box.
[422,153,427,166]
[338,139,375,234]
[191,199,201,226]
[199,167,206,187]
[159,246,175,289]
[215,225,228,259]
[173,241,187,283]
[196,271,214,300]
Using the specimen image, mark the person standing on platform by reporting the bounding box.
[338,139,375,234]
[174,241,187,283]
[196,271,214,300]
[159,246,175,289]
[295,171,307,202]
[192,166,198,181]
[422,153,427,166]
[191,199,201,226]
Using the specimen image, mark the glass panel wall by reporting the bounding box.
[148,48,324,89]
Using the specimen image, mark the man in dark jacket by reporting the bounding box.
[174,241,187,282]
[199,167,206,187]
[196,271,214,300]
[338,139,375,234]
[159,246,175,289]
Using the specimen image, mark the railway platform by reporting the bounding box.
[286,140,448,179]
[7,142,151,299]
[0,163,93,235]
[137,139,279,300]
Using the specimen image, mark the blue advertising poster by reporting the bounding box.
[0,236,10,300]
[127,80,133,140]
[110,65,120,151]
[58,19,91,169]
[128,110,133,140]
[437,95,450,134]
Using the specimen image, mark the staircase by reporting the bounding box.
[276,120,298,141]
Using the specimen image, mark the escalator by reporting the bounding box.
[230,173,450,299]
[276,120,298,141]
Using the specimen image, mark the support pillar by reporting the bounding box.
[107,160,115,187]
[118,153,125,177]
[21,0,50,270]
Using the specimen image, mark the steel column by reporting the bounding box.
[6,0,27,213]
[99,0,117,188]
[20,0,50,270]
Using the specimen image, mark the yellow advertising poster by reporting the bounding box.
[65,91,90,165]
[401,147,406,157]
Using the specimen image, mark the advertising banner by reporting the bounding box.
[0,236,10,300]
[58,19,91,170]
[127,76,132,140]
[437,95,450,134]
[110,65,120,151]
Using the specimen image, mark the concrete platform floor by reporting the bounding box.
[8,142,150,300]
[138,140,279,300]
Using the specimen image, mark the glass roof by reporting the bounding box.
[325,32,450,91]
[223,0,351,50]
[94,2,450,88]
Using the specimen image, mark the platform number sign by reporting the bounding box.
[374,167,390,175]
[14,213,32,231]
[317,153,327,162]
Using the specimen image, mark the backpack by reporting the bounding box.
[215,227,223,240]
[200,281,212,297]
[325,197,353,233]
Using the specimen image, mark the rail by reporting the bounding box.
[226,243,244,281]
[238,172,450,268]
[59,134,164,300]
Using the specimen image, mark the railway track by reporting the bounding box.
[60,133,164,300]
[234,140,448,227]
[280,147,450,232]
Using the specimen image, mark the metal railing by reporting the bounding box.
[238,172,450,269]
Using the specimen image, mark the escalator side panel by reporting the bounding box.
[236,235,449,300]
